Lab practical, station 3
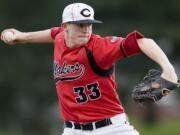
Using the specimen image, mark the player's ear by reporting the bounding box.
[61,23,68,32]
[61,23,66,29]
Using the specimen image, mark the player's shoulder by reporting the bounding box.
[90,33,122,45]
[51,27,64,39]
[92,33,121,40]
[90,34,102,40]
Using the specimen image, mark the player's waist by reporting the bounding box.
[64,113,128,131]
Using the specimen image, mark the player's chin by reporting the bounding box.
[78,38,89,46]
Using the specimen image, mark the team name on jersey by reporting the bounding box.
[53,61,85,82]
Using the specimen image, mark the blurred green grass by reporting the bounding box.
[0,132,17,135]
[131,118,180,135]
[0,118,180,135]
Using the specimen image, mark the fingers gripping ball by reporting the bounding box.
[1,31,14,44]
[132,69,180,104]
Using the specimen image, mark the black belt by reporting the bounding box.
[64,118,112,131]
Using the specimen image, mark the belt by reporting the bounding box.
[64,118,112,131]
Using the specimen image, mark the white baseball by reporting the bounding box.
[2,31,14,43]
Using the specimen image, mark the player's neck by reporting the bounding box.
[64,34,86,49]
[64,33,75,48]
[64,37,80,49]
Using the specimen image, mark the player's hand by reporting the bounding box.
[1,28,23,45]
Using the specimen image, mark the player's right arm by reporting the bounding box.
[1,28,53,45]
[137,38,178,83]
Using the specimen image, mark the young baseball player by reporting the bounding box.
[1,3,178,135]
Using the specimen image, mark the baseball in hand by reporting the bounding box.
[2,31,14,43]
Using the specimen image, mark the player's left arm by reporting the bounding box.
[137,38,178,83]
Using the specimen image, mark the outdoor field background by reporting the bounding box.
[0,0,180,135]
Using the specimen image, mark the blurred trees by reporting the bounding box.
[0,0,180,135]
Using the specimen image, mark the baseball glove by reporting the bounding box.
[132,69,180,104]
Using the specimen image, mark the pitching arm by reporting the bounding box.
[1,28,53,45]
[137,38,178,83]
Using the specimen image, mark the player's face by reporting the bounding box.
[64,23,92,48]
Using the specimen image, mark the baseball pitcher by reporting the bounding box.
[1,3,179,135]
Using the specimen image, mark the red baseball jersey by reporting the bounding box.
[51,27,144,122]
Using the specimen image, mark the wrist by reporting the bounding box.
[161,64,178,83]
[16,32,29,44]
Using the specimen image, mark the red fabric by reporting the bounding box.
[52,29,144,122]
[53,33,124,122]
[121,31,144,57]
[88,35,124,69]
[92,31,144,69]
[51,27,64,39]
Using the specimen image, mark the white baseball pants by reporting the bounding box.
[61,113,139,135]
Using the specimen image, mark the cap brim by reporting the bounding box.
[68,19,103,24]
